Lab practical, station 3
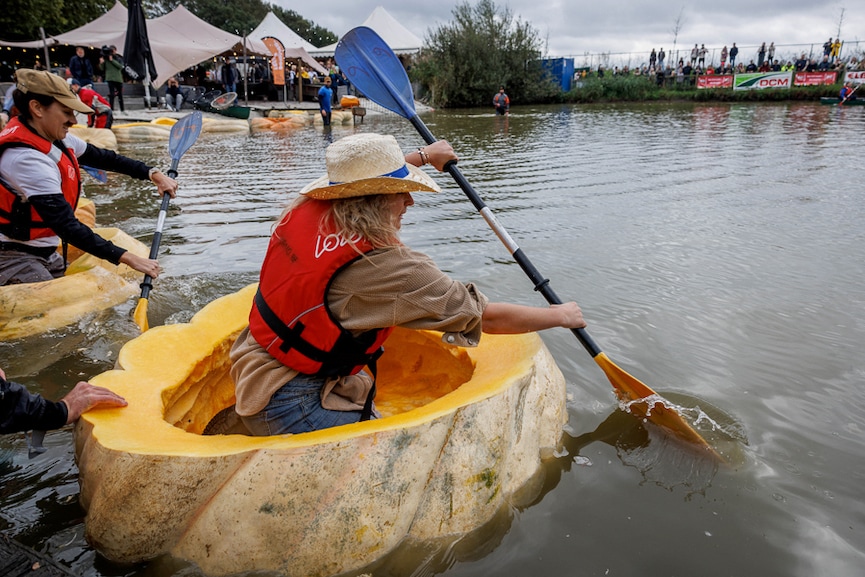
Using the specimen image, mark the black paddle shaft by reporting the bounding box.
[139,161,180,297]
[409,116,603,358]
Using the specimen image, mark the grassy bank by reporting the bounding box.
[561,75,842,103]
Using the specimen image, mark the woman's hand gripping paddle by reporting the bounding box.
[133,111,203,331]
[335,27,720,459]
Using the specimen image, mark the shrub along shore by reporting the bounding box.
[560,75,842,104]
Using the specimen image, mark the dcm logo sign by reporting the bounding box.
[733,71,793,90]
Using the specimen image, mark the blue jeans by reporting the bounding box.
[241,373,373,435]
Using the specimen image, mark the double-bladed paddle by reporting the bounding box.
[335,27,719,457]
[133,110,203,331]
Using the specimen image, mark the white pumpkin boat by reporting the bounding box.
[75,283,568,576]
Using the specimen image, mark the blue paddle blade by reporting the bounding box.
[336,27,417,119]
[81,165,107,183]
[169,110,203,162]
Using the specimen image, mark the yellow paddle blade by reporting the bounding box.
[133,297,150,332]
[593,352,721,459]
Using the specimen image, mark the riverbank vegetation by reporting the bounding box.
[562,76,842,104]
[411,0,557,108]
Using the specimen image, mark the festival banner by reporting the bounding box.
[845,70,865,85]
[262,36,285,86]
[697,75,733,89]
[733,71,792,90]
[794,71,837,86]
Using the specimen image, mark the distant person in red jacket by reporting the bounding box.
[69,78,113,128]
[493,86,509,116]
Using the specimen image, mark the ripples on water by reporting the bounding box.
[2,102,864,576]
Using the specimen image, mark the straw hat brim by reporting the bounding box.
[300,163,440,200]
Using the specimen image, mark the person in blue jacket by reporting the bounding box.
[0,367,126,434]
[318,75,333,126]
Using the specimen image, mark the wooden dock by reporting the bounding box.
[0,534,78,577]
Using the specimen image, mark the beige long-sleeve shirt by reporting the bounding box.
[231,245,489,416]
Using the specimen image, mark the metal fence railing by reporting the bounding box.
[561,41,864,72]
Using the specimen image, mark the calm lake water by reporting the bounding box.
[2,101,864,576]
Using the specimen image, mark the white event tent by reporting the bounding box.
[310,6,424,57]
[0,2,271,87]
[248,12,327,75]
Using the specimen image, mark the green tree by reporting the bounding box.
[0,0,114,41]
[412,0,556,108]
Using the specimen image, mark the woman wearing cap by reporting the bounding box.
[0,69,178,286]
[231,133,585,436]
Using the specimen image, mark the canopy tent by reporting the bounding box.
[0,1,129,49]
[310,6,424,57]
[249,12,327,75]
[0,2,271,87]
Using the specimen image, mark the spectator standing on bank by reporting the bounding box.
[99,45,125,113]
[830,38,843,63]
[767,42,775,63]
[690,44,698,64]
[318,75,333,127]
[288,64,297,100]
[658,47,666,70]
[823,38,833,60]
[698,44,708,67]
[220,58,238,94]
[730,43,739,68]
[720,45,728,69]
[649,48,657,70]
[68,46,93,87]
[757,42,767,67]
[795,53,808,71]
[493,86,510,115]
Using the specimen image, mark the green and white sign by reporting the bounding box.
[733,72,793,90]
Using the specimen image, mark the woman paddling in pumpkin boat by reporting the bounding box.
[231,132,586,435]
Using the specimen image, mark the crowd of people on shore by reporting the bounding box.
[590,38,863,83]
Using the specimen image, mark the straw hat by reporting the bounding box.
[16,69,93,114]
[300,133,440,200]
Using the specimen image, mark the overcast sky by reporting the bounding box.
[278,1,863,64]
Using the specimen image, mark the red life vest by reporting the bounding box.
[248,199,394,377]
[0,117,81,241]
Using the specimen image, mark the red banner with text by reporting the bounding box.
[794,71,838,86]
[697,75,733,89]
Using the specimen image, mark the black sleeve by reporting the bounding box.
[29,194,127,264]
[78,144,152,181]
[0,376,68,434]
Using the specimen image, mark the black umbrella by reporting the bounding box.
[123,0,157,83]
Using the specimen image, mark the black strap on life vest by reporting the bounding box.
[253,287,383,421]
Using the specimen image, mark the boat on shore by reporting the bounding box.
[75,283,568,576]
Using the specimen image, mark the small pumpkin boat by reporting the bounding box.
[75,283,568,576]
[0,225,149,341]
[111,121,172,143]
